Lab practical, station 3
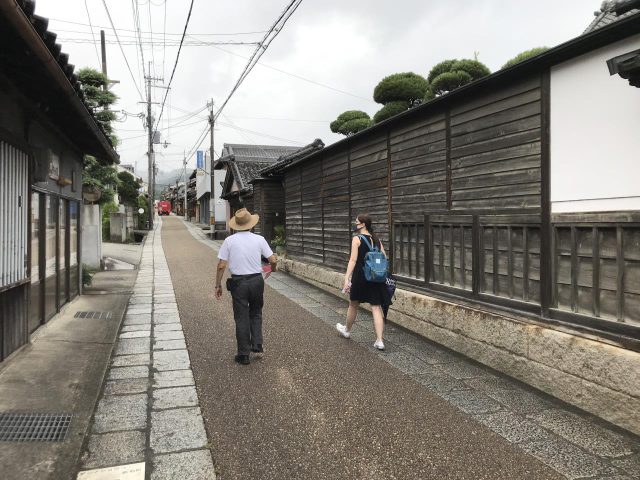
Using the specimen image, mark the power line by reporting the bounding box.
[153,0,195,133]
[147,0,156,77]
[100,0,145,101]
[56,37,261,46]
[132,0,147,84]
[214,0,304,121]
[218,119,304,146]
[48,17,266,36]
[83,0,101,67]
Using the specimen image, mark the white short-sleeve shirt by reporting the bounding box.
[218,231,274,275]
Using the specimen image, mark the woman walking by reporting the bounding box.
[336,213,388,350]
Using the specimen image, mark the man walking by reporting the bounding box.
[215,208,278,365]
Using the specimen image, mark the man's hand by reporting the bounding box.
[215,285,223,299]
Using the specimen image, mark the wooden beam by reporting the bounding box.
[593,226,600,317]
[617,226,625,322]
[445,109,452,210]
[540,70,552,317]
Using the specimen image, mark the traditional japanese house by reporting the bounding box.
[0,0,118,361]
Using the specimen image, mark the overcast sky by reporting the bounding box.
[35,0,599,182]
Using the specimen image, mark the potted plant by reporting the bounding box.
[272,224,286,256]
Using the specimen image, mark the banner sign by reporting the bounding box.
[196,150,204,169]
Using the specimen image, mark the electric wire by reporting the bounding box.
[147,0,157,77]
[153,0,195,133]
[214,0,304,121]
[132,0,147,84]
[100,0,144,101]
[83,0,101,67]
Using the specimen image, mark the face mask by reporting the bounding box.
[353,224,363,233]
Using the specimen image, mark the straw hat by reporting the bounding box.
[229,208,259,231]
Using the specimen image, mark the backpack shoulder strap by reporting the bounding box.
[358,234,372,251]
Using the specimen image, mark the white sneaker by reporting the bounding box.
[336,323,351,339]
[373,340,385,350]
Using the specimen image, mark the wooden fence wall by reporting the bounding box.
[282,74,639,338]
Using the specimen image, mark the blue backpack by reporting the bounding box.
[359,235,388,283]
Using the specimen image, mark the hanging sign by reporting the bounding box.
[196,150,204,169]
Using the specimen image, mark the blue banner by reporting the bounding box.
[196,150,204,169]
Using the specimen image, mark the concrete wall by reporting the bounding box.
[82,204,101,269]
[550,33,640,213]
[280,257,640,436]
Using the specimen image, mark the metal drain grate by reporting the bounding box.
[74,311,112,320]
[0,413,72,442]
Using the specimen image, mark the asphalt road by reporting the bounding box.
[161,216,562,480]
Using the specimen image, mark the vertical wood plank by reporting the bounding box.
[616,226,624,322]
[400,222,405,276]
[425,214,431,285]
[593,226,600,317]
[493,226,498,295]
[387,130,393,269]
[570,226,578,313]
[439,225,444,283]
[460,225,466,290]
[523,227,530,302]
[540,70,552,317]
[508,226,514,299]
[408,223,413,277]
[449,224,455,286]
[472,215,480,295]
[445,110,452,210]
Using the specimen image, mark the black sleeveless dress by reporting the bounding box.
[349,234,389,306]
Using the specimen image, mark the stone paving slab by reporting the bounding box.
[108,366,149,380]
[154,350,191,371]
[154,330,185,341]
[150,407,208,454]
[104,378,150,396]
[121,324,152,333]
[124,313,152,325]
[529,409,636,458]
[112,353,151,367]
[152,386,198,409]
[154,339,187,351]
[152,450,216,480]
[441,389,505,415]
[153,370,195,389]
[154,313,181,324]
[120,330,152,339]
[92,394,147,433]
[475,410,556,444]
[115,338,151,355]
[155,323,183,332]
[82,431,146,469]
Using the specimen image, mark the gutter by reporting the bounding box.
[0,0,118,164]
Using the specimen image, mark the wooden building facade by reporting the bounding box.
[281,16,640,341]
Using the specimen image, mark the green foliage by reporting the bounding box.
[101,202,119,241]
[117,171,141,206]
[502,47,549,69]
[82,264,96,287]
[272,224,285,248]
[373,72,429,105]
[330,110,372,136]
[429,70,473,97]
[77,67,108,88]
[338,118,372,135]
[83,155,119,205]
[77,66,118,146]
[373,101,410,124]
[95,109,117,123]
[425,58,491,100]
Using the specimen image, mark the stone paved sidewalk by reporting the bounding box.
[78,221,215,479]
[181,218,640,480]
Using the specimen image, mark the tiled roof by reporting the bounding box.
[584,0,640,33]
[232,161,275,193]
[258,139,325,178]
[222,144,301,163]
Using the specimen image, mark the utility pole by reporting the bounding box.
[208,99,215,236]
[144,62,164,229]
[183,150,188,221]
[100,30,107,83]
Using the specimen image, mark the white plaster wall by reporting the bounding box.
[550,34,640,213]
[81,204,102,269]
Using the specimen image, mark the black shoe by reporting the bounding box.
[234,354,250,365]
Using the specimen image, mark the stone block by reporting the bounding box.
[108,366,149,380]
[475,410,554,444]
[153,370,195,388]
[120,331,151,339]
[152,386,198,409]
[380,351,435,376]
[577,380,640,437]
[104,378,149,395]
[484,388,555,415]
[150,407,207,454]
[115,338,151,355]
[121,325,152,333]
[82,431,146,469]
[440,390,503,415]
[155,323,183,332]
[154,339,187,351]
[154,350,191,371]
[123,314,152,326]
[154,330,185,341]
[92,394,147,433]
[112,353,151,367]
[152,450,215,480]
[154,313,180,324]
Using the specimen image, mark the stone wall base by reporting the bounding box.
[280,257,640,436]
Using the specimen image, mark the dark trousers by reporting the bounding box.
[230,274,265,355]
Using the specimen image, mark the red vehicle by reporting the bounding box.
[157,201,171,216]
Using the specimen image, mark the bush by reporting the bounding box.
[272,224,285,248]
[330,110,372,136]
[425,58,491,99]
[502,47,549,69]
[373,101,410,124]
[82,264,95,287]
[373,72,429,105]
